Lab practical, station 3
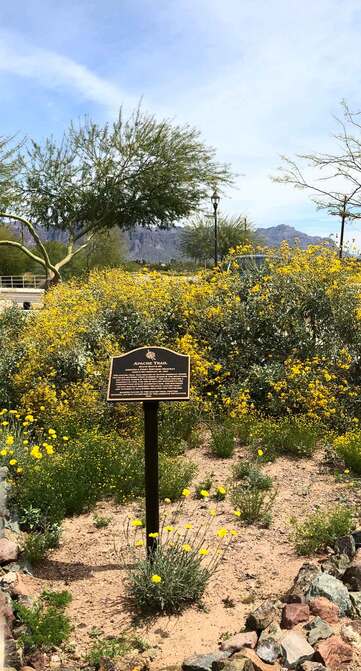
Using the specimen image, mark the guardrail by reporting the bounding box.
[0,275,46,289]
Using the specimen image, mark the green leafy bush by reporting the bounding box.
[210,421,236,458]
[86,633,147,669]
[251,415,320,460]
[127,543,212,613]
[22,529,60,564]
[232,460,273,491]
[333,431,361,475]
[232,483,276,526]
[14,590,72,651]
[159,454,197,500]
[158,402,201,455]
[93,514,112,529]
[293,506,354,555]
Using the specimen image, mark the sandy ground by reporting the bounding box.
[27,445,361,669]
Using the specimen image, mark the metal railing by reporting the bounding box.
[0,275,46,289]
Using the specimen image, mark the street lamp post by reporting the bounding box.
[211,188,220,267]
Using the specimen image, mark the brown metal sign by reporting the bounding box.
[107,346,190,402]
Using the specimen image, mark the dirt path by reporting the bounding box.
[29,446,360,668]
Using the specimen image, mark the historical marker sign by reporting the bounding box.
[107,345,191,556]
[107,346,190,402]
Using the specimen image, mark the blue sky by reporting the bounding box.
[1,0,361,242]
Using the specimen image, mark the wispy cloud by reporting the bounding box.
[0,31,136,115]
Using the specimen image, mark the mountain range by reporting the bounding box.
[124,224,332,263]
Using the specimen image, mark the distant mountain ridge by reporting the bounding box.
[124,224,332,263]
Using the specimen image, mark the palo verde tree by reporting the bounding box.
[273,102,361,258]
[0,107,233,284]
[180,215,257,265]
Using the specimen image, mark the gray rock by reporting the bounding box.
[304,617,333,646]
[182,651,230,671]
[320,553,350,578]
[306,572,352,616]
[335,534,356,559]
[4,637,22,668]
[213,658,254,671]
[258,622,282,643]
[342,560,361,591]
[349,592,361,616]
[220,632,258,653]
[256,638,281,663]
[280,631,314,669]
[246,599,278,631]
[285,563,321,603]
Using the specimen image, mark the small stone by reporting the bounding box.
[281,603,310,629]
[233,649,281,671]
[300,663,327,671]
[11,573,36,598]
[220,632,258,653]
[285,563,321,603]
[335,534,356,559]
[0,538,18,564]
[306,573,352,616]
[341,622,361,646]
[182,651,230,671]
[314,635,353,670]
[246,600,278,631]
[309,596,339,624]
[255,639,281,664]
[349,592,361,617]
[304,617,333,646]
[280,631,314,669]
[1,571,17,587]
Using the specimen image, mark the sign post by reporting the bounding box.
[107,346,190,556]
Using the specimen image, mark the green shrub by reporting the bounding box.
[93,514,112,529]
[232,484,276,526]
[195,475,213,499]
[236,415,256,445]
[232,460,273,490]
[333,431,361,474]
[210,422,236,458]
[158,402,201,455]
[127,543,212,613]
[159,454,197,500]
[86,633,147,669]
[14,590,72,651]
[293,506,354,555]
[22,528,61,564]
[251,416,320,459]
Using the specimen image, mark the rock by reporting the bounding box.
[213,658,255,671]
[342,550,361,591]
[233,649,281,671]
[220,632,258,653]
[0,538,18,564]
[258,623,282,643]
[304,617,333,646]
[320,553,350,578]
[349,592,361,616]
[306,573,352,616]
[299,663,327,671]
[4,637,22,668]
[352,530,361,549]
[281,603,310,629]
[182,651,230,671]
[246,600,278,631]
[11,573,35,598]
[280,631,314,669]
[255,639,281,664]
[340,622,361,647]
[309,596,339,624]
[285,563,321,604]
[335,534,356,559]
[20,667,37,671]
[314,635,353,670]
[1,571,17,587]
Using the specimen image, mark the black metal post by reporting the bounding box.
[143,400,160,556]
[214,203,218,267]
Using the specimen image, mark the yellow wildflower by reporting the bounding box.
[148,532,159,538]
[130,519,143,527]
[9,459,17,466]
[151,574,162,584]
[199,489,209,498]
[182,488,191,497]
[216,528,228,538]
[135,539,144,547]
[199,548,209,556]
[182,544,192,552]
[5,436,14,446]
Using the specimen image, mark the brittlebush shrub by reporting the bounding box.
[333,431,361,475]
[250,415,321,460]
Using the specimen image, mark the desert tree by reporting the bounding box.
[273,102,361,257]
[0,107,233,285]
[180,215,257,265]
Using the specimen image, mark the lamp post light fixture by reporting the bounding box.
[211,188,220,267]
